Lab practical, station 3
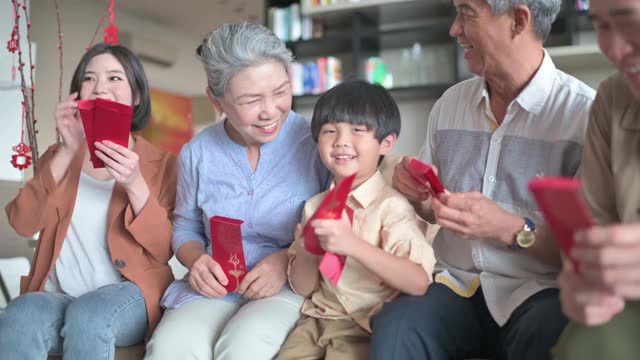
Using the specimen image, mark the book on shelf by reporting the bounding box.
[290,57,343,96]
[575,0,589,11]
[268,4,317,42]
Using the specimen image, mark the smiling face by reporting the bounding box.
[212,59,292,148]
[590,0,640,98]
[450,0,516,77]
[79,53,134,106]
[317,122,395,188]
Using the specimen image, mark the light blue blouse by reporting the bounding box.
[161,111,331,308]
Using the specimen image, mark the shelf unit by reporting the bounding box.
[266,0,602,108]
[300,0,419,15]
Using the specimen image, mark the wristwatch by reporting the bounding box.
[511,217,536,249]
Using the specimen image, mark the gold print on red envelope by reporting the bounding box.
[210,216,247,293]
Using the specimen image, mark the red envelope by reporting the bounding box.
[93,98,132,167]
[210,216,247,293]
[77,98,133,168]
[529,177,594,270]
[407,158,445,199]
[77,100,99,166]
[304,173,357,255]
[318,205,354,286]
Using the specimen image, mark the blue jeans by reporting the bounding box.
[0,281,147,360]
[369,283,567,360]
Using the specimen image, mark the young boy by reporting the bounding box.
[276,80,436,360]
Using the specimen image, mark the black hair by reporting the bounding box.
[311,80,401,143]
[69,43,151,131]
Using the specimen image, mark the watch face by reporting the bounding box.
[517,231,536,248]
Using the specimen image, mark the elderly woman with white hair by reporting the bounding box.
[370,0,596,359]
[144,23,330,360]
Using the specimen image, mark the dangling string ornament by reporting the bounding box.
[7,5,18,83]
[103,0,119,45]
[6,11,18,53]
[6,0,39,174]
[10,102,33,171]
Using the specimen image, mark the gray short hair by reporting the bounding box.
[196,22,294,98]
[486,0,561,40]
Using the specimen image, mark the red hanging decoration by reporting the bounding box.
[10,144,32,170]
[10,103,32,171]
[6,28,18,53]
[103,0,119,45]
[6,4,18,53]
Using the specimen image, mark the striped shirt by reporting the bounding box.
[418,51,596,325]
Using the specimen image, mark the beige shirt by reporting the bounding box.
[287,171,436,332]
[582,72,640,224]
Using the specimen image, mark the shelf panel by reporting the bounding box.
[301,0,451,26]
[293,83,453,107]
[302,0,418,16]
[547,44,610,69]
[360,20,453,50]
[286,34,353,57]
[362,18,453,37]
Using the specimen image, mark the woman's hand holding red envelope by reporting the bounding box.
[94,141,142,186]
[238,250,288,300]
[188,253,229,298]
[51,93,86,183]
[94,140,151,215]
[55,93,84,153]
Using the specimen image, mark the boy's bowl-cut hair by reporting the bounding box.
[311,80,401,143]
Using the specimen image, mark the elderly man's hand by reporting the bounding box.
[572,223,640,299]
[558,261,625,326]
[432,191,523,244]
[392,156,432,203]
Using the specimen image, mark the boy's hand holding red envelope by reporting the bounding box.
[311,211,360,257]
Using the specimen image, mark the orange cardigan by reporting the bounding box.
[5,136,177,337]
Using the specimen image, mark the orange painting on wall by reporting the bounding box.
[140,88,193,154]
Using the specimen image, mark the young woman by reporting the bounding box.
[1,43,177,360]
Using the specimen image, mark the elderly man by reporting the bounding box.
[553,0,640,359]
[369,0,595,359]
